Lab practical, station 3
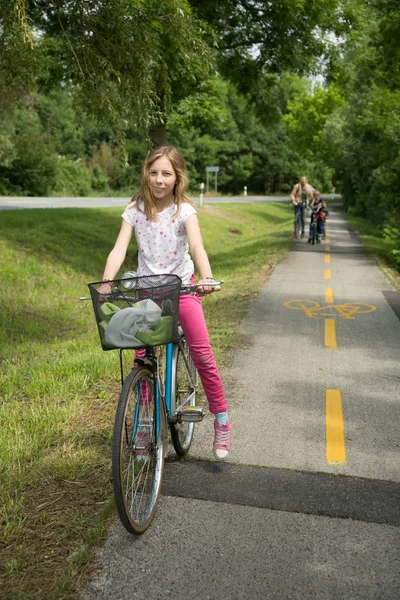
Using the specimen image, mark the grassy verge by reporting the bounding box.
[337,208,400,290]
[0,202,293,599]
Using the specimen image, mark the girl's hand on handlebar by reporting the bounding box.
[197,279,219,295]
[98,282,113,295]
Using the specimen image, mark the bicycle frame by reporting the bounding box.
[120,338,183,436]
[151,338,196,425]
[164,342,174,418]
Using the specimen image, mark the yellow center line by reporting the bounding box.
[325,288,334,303]
[325,245,330,251]
[324,269,331,279]
[325,318,337,348]
[325,255,331,263]
[326,390,346,463]
[325,238,331,243]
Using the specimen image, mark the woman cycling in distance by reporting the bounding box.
[98,145,234,461]
[290,175,314,238]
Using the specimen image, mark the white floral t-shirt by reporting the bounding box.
[121,200,197,283]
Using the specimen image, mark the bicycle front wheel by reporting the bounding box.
[112,366,167,534]
[294,212,302,240]
[170,340,198,456]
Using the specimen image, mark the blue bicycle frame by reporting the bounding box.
[140,342,175,441]
[164,342,174,418]
[127,340,176,443]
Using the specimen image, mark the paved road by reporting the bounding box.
[0,194,292,211]
[0,194,342,211]
[81,209,400,600]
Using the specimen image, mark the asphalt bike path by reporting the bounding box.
[81,208,400,600]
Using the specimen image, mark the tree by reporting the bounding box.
[282,79,343,189]
[167,76,302,194]
[189,1,360,95]
[0,0,213,140]
[328,0,400,223]
[0,101,59,195]
[1,1,363,138]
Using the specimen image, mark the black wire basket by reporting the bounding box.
[88,274,182,350]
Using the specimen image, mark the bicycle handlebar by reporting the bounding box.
[180,280,224,294]
[79,280,224,301]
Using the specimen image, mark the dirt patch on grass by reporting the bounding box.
[198,204,236,220]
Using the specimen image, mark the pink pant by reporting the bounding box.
[136,293,228,414]
[178,293,227,414]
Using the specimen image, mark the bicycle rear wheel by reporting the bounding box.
[170,339,198,456]
[112,366,167,534]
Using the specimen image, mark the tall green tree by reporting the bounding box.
[328,0,400,223]
[189,1,360,114]
[168,76,301,194]
[283,80,344,189]
[0,0,213,139]
[1,1,362,136]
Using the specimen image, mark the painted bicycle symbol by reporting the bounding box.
[284,300,377,320]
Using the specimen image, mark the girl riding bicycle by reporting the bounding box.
[98,145,233,460]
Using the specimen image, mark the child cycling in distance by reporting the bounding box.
[308,189,327,242]
[319,200,329,239]
[98,145,234,461]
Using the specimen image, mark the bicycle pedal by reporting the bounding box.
[179,406,204,423]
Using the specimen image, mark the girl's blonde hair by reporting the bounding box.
[131,145,194,222]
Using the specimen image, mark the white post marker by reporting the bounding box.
[200,182,204,207]
[244,186,247,197]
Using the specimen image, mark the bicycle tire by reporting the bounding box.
[294,212,302,240]
[170,339,198,456]
[112,365,167,534]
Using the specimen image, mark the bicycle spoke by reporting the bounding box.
[170,340,198,456]
[112,367,166,534]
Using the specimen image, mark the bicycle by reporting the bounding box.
[82,273,222,534]
[293,202,303,240]
[308,206,321,245]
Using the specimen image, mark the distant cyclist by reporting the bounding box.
[308,190,329,242]
[290,175,314,238]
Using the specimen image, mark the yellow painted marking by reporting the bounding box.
[325,318,337,348]
[325,255,331,263]
[324,269,331,279]
[326,238,331,243]
[325,288,334,303]
[284,300,376,319]
[325,245,330,251]
[326,390,346,463]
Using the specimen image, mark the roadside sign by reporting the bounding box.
[205,166,220,193]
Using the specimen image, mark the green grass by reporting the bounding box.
[0,202,293,599]
[338,209,400,290]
